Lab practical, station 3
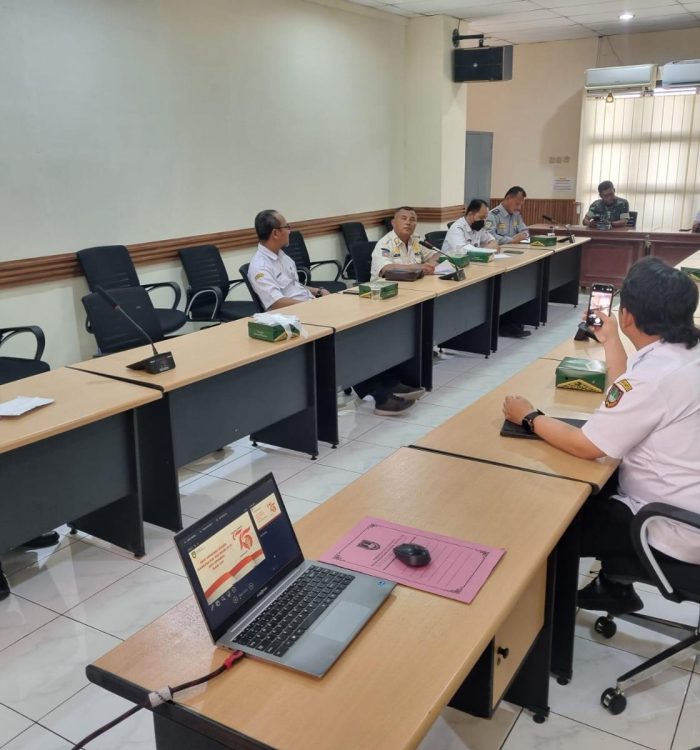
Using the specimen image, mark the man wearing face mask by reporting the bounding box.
[443,198,498,254]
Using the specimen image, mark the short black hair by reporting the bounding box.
[504,186,526,199]
[466,198,489,214]
[598,180,614,193]
[393,206,416,217]
[620,257,700,349]
[255,209,281,241]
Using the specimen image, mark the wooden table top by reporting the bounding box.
[395,263,502,297]
[540,330,636,362]
[414,358,618,491]
[292,287,434,332]
[70,318,333,392]
[502,235,589,255]
[0,367,161,453]
[90,448,589,750]
[490,246,552,272]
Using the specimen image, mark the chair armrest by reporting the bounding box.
[142,281,182,310]
[309,259,342,282]
[0,326,46,360]
[185,287,223,320]
[631,502,700,599]
[295,267,311,286]
[223,279,246,300]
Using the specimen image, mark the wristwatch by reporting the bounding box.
[314,289,323,298]
[522,409,544,434]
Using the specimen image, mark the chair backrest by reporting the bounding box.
[340,223,369,280]
[77,246,140,292]
[382,217,393,235]
[627,211,638,228]
[348,241,375,284]
[285,231,312,272]
[178,244,230,316]
[424,230,447,249]
[239,263,266,313]
[447,220,456,229]
[82,287,164,354]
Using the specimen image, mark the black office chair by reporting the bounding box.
[239,263,266,313]
[77,245,187,335]
[447,220,457,229]
[340,222,369,280]
[348,241,375,284]
[82,287,165,355]
[0,326,50,385]
[382,217,394,235]
[285,231,345,293]
[626,211,638,228]
[178,245,257,322]
[591,503,700,715]
[424,230,447,249]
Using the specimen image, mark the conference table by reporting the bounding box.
[534,236,589,323]
[411,355,619,684]
[87,448,590,750]
[71,318,333,469]
[396,263,500,361]
[0,368,170,560]
[291,288,434,442]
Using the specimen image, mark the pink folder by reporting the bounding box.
[319,516,505,604]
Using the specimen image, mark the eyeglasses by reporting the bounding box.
[277,224,292,231]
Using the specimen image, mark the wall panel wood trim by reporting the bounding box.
[0,204,467,290]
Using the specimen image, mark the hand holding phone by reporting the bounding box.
[587,283,615,327]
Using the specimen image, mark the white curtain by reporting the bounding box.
[577,93,700,230]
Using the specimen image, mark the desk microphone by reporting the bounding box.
[419,239,437,251]
[542,215,575,244]
[95,286,176,374]
[542,214,554,223]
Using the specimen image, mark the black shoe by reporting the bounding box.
[392,383,426,401]
[499,322,531,339]
[374,395,414,416]
[577,573,643,616]
[0,567,9,601]
[23,531,60,549]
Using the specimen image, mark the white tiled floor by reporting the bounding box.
[1,300,698,749]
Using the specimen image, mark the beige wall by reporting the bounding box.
[466,27,700,202]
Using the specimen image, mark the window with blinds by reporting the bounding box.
[577,93,700,231]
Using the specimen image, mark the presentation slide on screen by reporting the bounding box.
[191,511,266,604]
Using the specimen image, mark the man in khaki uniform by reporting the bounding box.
[370,206,439,280]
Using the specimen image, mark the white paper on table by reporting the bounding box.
[0,396,54,417]
[433,260,454,274]
[493,253,511,259]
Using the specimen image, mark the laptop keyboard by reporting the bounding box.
[234,566,355,658]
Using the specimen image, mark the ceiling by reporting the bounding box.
[345,0,700,44]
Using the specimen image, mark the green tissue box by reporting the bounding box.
[529,235,557,247]
[358,280,398,299]
[248,320,300,342]
[555,357,607,393]
[467,249,495,263]
[681,266,700,282]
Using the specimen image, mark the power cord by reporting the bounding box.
[71,650,245,749]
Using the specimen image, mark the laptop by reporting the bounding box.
[174,473,395,677]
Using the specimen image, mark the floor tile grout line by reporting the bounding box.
[547,710,659,749]
[668,664,695,750]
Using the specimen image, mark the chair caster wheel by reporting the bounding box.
[556,676,570,685]
[601,687,627,715]
[532,713,546,724]
[594,616,617,639]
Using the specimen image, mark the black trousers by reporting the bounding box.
[580,491,637,568]
[352,368,401,405]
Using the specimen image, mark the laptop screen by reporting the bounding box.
[175,473,304,641]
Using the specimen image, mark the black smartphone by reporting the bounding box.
[587,283,615,327]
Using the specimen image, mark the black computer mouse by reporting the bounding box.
[393,543,431,567]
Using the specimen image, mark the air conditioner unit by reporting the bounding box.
[585,64,656,91]
[661,60,700,88]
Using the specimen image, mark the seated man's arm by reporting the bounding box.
[483,232,498,249]
[249,267,302,311]
[502,396,605,458]
[268,297,303,310]
[582,203,596,227]
[611,201,631,228]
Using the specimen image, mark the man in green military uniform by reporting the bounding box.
[583,181,631,228]
[485,186,529,245]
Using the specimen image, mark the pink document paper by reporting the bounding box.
[319,516,505,604]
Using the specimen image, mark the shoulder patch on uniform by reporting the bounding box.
[618,379,633,392]
[605,382,625,408]
[484,220,493,229]
[381,247,391,257]
[254,272,265,280]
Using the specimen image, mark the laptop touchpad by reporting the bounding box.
[312,601,370,642]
